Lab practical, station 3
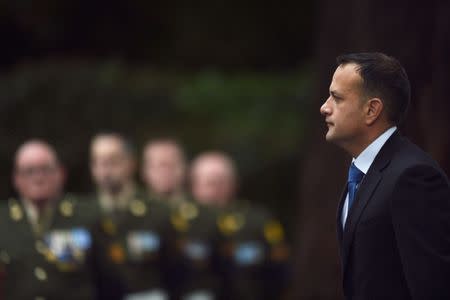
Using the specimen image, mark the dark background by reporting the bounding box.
[1,1,449,299]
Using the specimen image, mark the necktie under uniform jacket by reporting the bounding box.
[336,131,450,300]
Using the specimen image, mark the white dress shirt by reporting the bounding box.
[341,126,397,228]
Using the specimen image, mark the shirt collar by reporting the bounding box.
[353,126,397,174]
[98,182,136,213]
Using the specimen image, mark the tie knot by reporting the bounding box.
[348,163,364,184]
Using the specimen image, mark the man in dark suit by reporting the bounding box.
[320,52,450,299]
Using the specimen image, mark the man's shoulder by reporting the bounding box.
[0,198,20,224]
[388,136,448,182]
[0,200,10,229]
[54,194,100,226]
[0,199,9,212]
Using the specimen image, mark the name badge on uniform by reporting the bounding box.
[233,241,264,266]
[183,240,210,262]
[127,230,161,261]
[44,227,91,267]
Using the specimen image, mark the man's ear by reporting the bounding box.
[365,98,383,125]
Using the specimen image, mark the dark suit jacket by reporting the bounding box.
[337,131,450,300]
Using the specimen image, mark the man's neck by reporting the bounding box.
[166,189,184,200]
[346,124,394,158]
[24,196,55,212]
[149,188,185,203]
[101,181,134,199]
[22,196,57,231]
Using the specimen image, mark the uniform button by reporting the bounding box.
[35,240,47,254]
[34,266,47,281]
[0,250,10,264]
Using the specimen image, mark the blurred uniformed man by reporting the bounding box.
[89,133,172,300]
[190,152,290,300]
[0,140,96,300]
[142,139,188,205]
[142,139,220,300]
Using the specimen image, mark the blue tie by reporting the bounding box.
[348,163,364,210]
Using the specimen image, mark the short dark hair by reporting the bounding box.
[144,137,186,163]
[336,52,410,125]
[91,132,136,158]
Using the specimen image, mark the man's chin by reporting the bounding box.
[101,182,124,195]
[104,185,123,195]
[325,132,344,147]
[325,130,335,142]
[27,195,52,205]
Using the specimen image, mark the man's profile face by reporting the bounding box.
[142,143,185,196]
[90,137,135,195]
[14,143,65,205]
[320,63,366,147]
[191,157,235,207]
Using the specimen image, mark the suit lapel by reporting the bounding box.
[339,130,402,275]
[336,184,348,247]
[341,170,382,270]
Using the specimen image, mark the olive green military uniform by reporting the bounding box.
[159,196,220,300]
[215,201,290,300]
[0,195,98,300]
[90,189,174,300]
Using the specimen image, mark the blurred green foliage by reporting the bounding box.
[0,61,312,233]
[175,71,311,166]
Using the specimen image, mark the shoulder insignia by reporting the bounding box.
[59,198,75,217]
[130,199,147,217]
[178,201,198,220]
[8,198,23,221]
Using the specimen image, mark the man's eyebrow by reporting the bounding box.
[330,90,342,98]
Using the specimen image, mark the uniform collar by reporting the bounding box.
[98,182,137,213]
[21,197,57,235]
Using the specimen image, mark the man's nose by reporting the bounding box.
[320,98,331,116]
[33,176,46,185]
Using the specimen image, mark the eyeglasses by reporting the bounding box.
[15,165,59,178]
